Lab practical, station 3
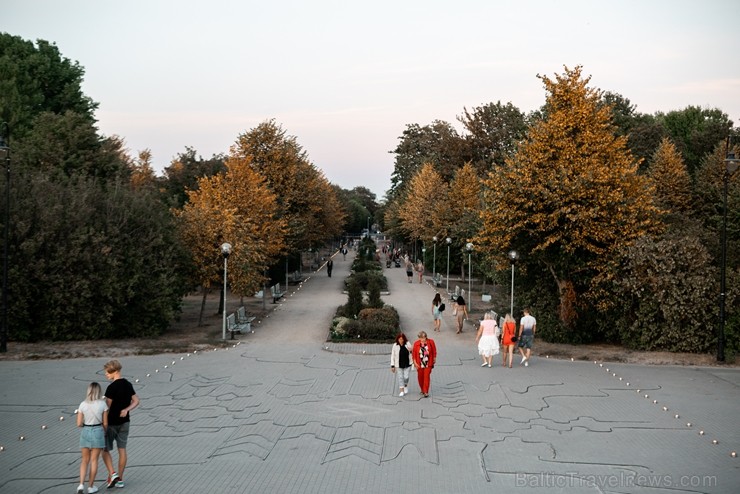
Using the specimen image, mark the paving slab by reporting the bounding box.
[0,251,738,493]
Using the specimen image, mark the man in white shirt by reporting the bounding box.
[517,308,536,366]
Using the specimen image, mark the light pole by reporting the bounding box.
[445,237,452,292]
[466,243,473,299]
[0,123,9,353]
[432,236,437,281]
[220,242,232,340]
[508,250,519,317]
[719,147,739,362]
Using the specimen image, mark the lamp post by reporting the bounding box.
[508,250,519,317]
[445,237,452,292]
[719,148,739,362]
[220,242,232,340]
[466,243,473,299]
[0,123,9,353]
[432,236,437,281]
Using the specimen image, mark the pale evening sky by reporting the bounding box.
[5,0,740,199]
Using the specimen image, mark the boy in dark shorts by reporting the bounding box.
[101,360,139,488]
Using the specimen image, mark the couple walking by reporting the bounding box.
[390,331,437,398]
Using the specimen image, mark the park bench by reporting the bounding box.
[448,285,461,301]
[236,306,256,332]
[287,270,304,285]
[431,273,443,287]
[270,283,284,303]
[226,313,241,335]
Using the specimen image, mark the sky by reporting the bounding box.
[5,0,740,199]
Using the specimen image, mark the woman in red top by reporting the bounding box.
[412,331,437,397]
[501,314,517,368]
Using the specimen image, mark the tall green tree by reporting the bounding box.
[458,101,528,175]
[478,66,662,334]
[658,106,733,176]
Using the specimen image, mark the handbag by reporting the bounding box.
[439,303,445,312]
[511,335,518,343]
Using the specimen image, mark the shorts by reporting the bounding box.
[80,425,105,449]
[105,422,130,450]
[518,334,534,349]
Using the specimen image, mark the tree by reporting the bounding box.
[477,66,662,334]
[231,120,345,254]
[648,138,693,215]
[458,101,528,175]
[389,120,466,196]
[163,147,226,208]
[130,149,158,190]
[446,163,483,279]
[0,34,97,136]
[658,106,733,176]
[397,163,447,242]
[175,157,286,324]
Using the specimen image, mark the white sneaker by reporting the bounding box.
[88,486,99,494]
[524,360,529,367]
[520,356,527,365]
[399,391,405,397]
[77,485,85,494]
[404,387,408,395]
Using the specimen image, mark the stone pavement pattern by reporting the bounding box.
[0,251,738,493]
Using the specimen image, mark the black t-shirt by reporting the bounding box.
[398,344,410,368]
[105,378,136,426]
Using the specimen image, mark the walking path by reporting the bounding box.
[0,251,738,493]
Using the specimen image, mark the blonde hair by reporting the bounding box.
[417,330,428,339]
[104,359,122,374]
[504,313,514,323]
[85,382,102,402]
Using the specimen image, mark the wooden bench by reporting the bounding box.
[236,306,256,332]
[270,283,284,303]
[287,271,304,285]
[431,273,443,287]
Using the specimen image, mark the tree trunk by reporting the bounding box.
[198,287,207,327]
[547,265,578,329]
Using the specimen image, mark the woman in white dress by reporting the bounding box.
[475,312,500,367]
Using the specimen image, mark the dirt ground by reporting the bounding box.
[0,289,735,367]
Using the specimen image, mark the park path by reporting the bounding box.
[0,250,738,493]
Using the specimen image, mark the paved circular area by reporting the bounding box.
[1,252,738,493]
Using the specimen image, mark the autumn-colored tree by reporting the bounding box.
[477,66,662,333]
[648,137,693,214]
[175,157,286,324]
[443,163,482,279]
[130,149,158,190]
[231,120,345,252]
[397,163,447,242]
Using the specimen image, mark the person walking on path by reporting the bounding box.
[412,331,437,397]
[390,333,413,396]
[416,260,424,283]
[101,360,140,489]
[327,259,333,277]
[432,293,443,332]
[454,295,468,333]
[475,312,500,367]
[76,382,108,494]
[517,308,537,366]
[405,259,414,283]
[501,313,517,368]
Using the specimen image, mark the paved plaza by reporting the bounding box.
[0,252,738,493]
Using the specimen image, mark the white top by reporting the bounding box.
[78,399,108,425]
[520,314,536,335]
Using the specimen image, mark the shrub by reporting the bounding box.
[330,306,399,342]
